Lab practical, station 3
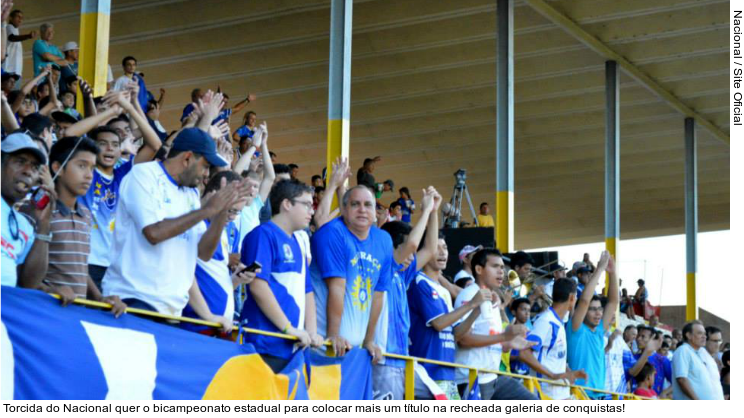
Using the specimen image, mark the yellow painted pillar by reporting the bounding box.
[495,0,514,253]
[684,118,698,321]
[77,0,110,111]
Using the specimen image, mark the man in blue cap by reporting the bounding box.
[1,132,53,288]
[102,127,249,328]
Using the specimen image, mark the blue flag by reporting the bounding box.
[1,286,372,400]
[466,379,481,400]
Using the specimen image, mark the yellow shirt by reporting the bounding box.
[476,214,495,227]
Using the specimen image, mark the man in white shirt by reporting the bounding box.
[672,320,724,400]
[454,248,537,400]
[3,9,36,83]
[102,126,249,327]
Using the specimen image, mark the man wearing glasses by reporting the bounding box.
[1,132,53,288]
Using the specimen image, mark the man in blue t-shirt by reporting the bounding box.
[78,92,163,289]
[567,251,617,398]
[241,179,324,372]
[310,185,393,360]
[633,326,673,397]
[374,186,441,400]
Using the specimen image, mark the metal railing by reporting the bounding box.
[53,294,654,401]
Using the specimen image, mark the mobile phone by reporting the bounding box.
[33,189,50,210]
[238,261,262,275]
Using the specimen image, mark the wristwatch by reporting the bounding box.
[35,232,52,242]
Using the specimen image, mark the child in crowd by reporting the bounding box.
[397,187,414,224]
[634,363,658,399]
[61,91,81,120]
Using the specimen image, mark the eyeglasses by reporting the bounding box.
[291,200,314,211]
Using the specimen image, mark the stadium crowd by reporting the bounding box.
[0,3,730,401]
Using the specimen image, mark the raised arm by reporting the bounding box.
[314,157,350,229]
[414,188,442,267]
[12,67,49,112]
[0,2,10,57]
[602,255,619,331]
[1,94,20,131]
[196,90,224,132]
[257,124,275,202]
[64,100,122,137]
[120,80,162,163]
[571,251,609,332]
[231,124,261,175]
[78,78,97,118]
[231,93,255,113]
[393,188,434,265]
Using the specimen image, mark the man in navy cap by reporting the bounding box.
[102,127,249,328]
[1,132,53,288]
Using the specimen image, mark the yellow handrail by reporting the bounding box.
[52,294,653,400]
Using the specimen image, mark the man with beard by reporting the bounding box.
[102,127,249,318]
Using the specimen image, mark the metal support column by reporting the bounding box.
[605,61,620,295]
[326,0,353,196]
[685,117,698,320]
[495,0,514,253]
[78,0,111,106]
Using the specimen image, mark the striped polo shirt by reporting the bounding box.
[44,200,92,298]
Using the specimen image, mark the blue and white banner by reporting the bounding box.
[1,286,372,400]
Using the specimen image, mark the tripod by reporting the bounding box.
[443,169,478,228]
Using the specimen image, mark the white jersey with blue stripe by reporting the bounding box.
[530,307,569,399]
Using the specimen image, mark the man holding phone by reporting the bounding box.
[240,179,324,372]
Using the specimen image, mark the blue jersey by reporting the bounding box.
[375,256,418,368]
[240,222,309,359]
[212,108,232,125]
[181,103,195,122]
[182,221,234,332]
[407,271,456,381]
[78,157,134,267]
[234,125,255,139]
[310,218,393,346]
[397,198,414,223]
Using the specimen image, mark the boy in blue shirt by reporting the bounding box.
[407,233,489,399]
[79,91,162,289]
[241,179,324,372]
[374,186,441,399]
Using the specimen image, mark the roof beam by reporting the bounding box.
[522,0,729,145]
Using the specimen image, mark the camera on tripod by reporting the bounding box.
[442,168,478,229]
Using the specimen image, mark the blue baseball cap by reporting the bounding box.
[1,132,47,164]
[170,128,228,167]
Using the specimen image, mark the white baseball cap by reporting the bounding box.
[61,42,78,52]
